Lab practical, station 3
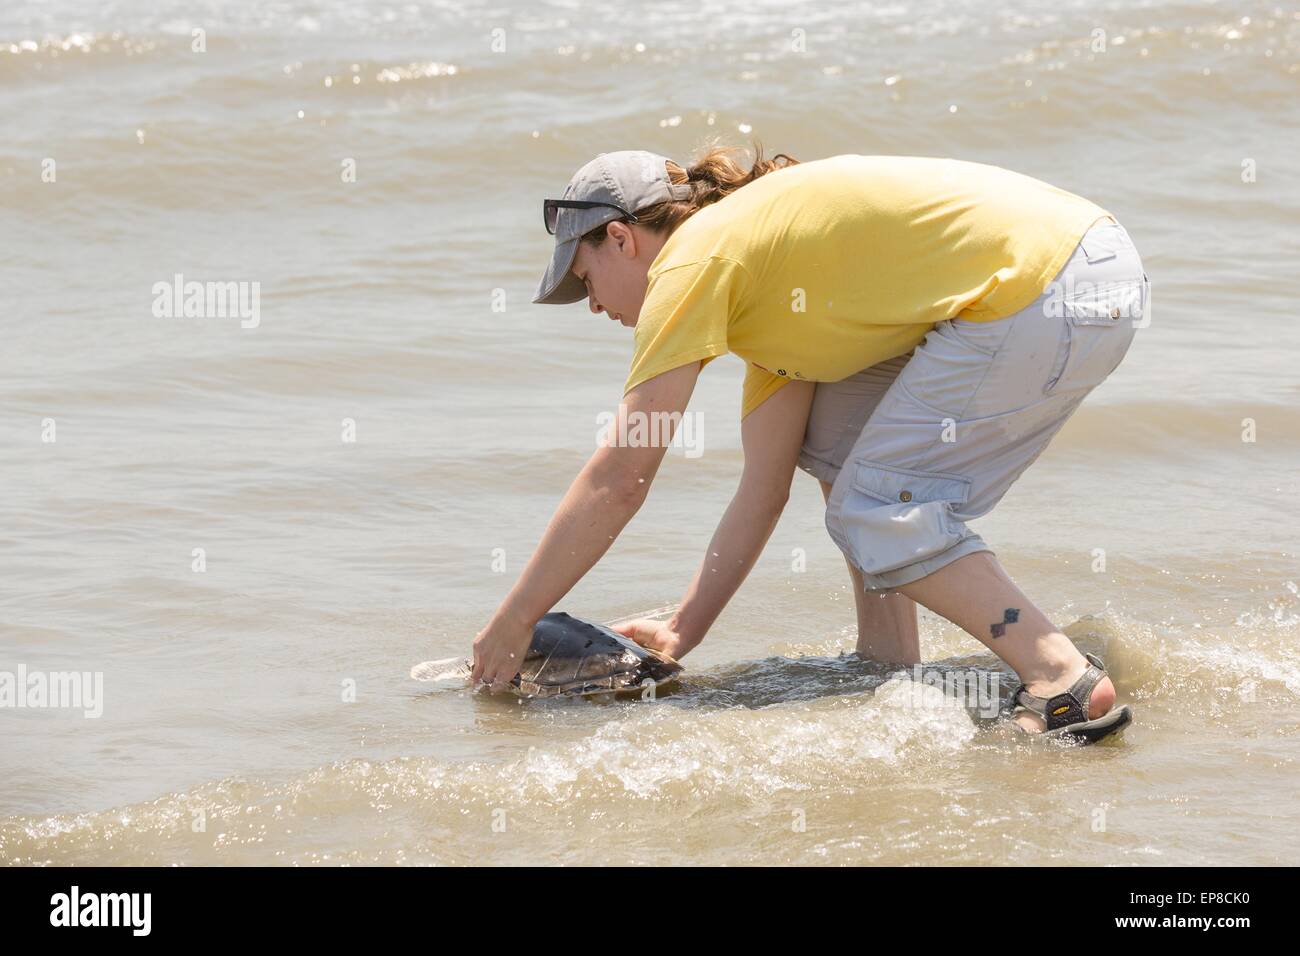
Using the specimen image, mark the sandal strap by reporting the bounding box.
[1008,653,1108,730]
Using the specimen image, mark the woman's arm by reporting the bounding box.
[616,379,815,658]
[471,361,703,688]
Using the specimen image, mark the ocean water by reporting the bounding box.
[2,0,1298,865]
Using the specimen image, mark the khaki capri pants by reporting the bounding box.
[797,218,1149,590]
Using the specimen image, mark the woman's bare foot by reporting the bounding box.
[1012,657,1116,732]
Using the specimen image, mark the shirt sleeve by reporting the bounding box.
[741,362,793,419]
[623,256,748,397]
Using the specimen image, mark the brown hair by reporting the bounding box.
[580,140,799,245]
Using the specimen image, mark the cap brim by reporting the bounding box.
[532,235,587,305]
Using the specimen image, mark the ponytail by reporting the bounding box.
[580,140,799,245]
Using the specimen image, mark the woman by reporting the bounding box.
[472,145,1147,741]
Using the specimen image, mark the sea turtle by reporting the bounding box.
[410,611,684,700]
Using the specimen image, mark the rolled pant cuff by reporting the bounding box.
[797,454,841,486]
[858,535,994,591]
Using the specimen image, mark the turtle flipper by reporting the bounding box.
[410,657,472,684]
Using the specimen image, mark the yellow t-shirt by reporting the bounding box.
[623,154,1110,418]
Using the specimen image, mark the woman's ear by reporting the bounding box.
[607,221,639,259]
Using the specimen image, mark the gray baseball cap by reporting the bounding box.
[533,149,692,305]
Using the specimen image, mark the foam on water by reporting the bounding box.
[5,596,1299,865]
[0,675,979,863]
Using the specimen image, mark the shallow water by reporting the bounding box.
[2,0,1298,865]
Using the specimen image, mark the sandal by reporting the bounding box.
[1007,652,1133,744]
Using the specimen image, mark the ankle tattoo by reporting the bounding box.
[990,607,1020,639]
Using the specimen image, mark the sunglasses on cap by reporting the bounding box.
[543,199,640,236]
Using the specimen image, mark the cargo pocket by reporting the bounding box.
[828,460,974,577]
[1043,277,1143,395]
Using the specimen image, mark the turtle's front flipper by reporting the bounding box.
[410,657,473,684]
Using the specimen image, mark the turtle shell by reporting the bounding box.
[512,611,684,699]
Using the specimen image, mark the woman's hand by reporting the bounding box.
[612,619,697,660]
[471,609,536,692]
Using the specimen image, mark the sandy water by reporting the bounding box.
[2,0,1298,865]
